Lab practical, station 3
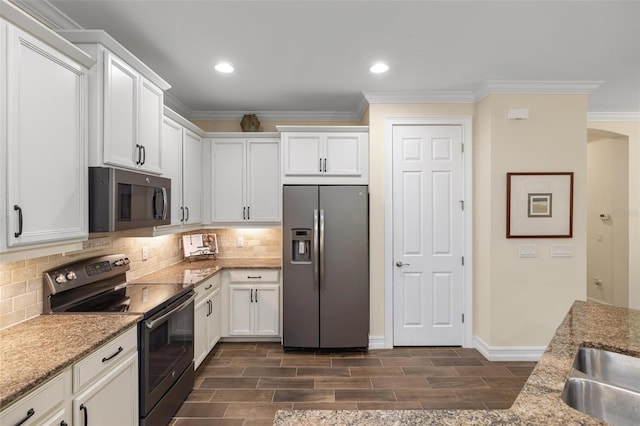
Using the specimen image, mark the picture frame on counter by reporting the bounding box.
[507,172,574,238]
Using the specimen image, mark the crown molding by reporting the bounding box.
[163,106,205,137]
[164,93,194,120]
[8,0,82,30]
[363,91,475,104]
[587,112,640,122]
[190,110,362,122]
[475,80,605,101]
[276,125,369,133]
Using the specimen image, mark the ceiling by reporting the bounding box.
[37,1,640,118]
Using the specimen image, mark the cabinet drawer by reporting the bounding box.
[195,274,220,302]
[73,326,137,393]
[0,372,66,426]
[229,269,279,283]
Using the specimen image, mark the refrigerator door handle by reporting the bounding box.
[319,209,325,290]
[313,209,319,291]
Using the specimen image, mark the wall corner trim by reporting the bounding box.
[473,336,545,362]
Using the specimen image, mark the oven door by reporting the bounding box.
[140,290,195,416]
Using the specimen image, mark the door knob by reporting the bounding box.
[395,261,410,267]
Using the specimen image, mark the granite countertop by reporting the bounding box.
[0,314,141,409]
[276,300,638,425]
[130,257,282,286]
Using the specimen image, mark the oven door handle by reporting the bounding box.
[144,292,196,330]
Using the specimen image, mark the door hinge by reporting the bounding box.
[462,313,465,323]
[459,200,464,211]
[461,256,465,266]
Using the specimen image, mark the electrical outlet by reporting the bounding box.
[236,236,244,248]
[142,246,148,261]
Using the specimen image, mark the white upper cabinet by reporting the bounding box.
[160,109,204,229]
[59,30,171,175]
[279,126,369,185]
[210,133,281,224]
[1,13,94,252]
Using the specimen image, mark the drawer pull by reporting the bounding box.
[205,284,213,290]
[60,421,68,426]
[80,404,88,426]
[14,408,35,426]
[247,276,262,279]
[102,346,123,363]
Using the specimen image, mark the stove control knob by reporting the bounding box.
[66,271,77,280]
[123,257,130,265]
[54,273,67,284]
[114,259,123,266]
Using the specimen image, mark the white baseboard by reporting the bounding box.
[368,335,386,349]
[473,336,544,362]
[587,297,612,305]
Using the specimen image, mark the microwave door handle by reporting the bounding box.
[161,188,168,220]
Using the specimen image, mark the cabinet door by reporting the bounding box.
[212,140,245,221]
[103,52,138,169]
[324,133,363,176]
[138,77,163,174]
[161,117,184,226]
[254,285,280,336]
[247,139,280,222]
[73,352,138,426]
[194,296,209,369]
[5,25,87,247]
[183,129,203,224]
[229,285,253,335]
[208,288,221,350]
[283,134,323,176]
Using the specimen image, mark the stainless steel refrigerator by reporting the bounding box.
[283,185,369,350]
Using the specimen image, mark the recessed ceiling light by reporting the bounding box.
[215,62,234,73]
[369,62,389,74]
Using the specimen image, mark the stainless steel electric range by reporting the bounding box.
[44,254,195,426]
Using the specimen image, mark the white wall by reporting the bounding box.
[473,94,588,347]
[587,132,629,306]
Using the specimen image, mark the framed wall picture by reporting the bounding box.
[507,172,574,238]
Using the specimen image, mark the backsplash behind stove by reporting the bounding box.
[0,228,282,329]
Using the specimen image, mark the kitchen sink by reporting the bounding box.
[562,377,640,426]
[573,347,640,392]
[562,347,640,425]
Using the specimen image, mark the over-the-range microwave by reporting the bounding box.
[89,167,171,232]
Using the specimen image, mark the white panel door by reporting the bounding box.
[212,140,245,221]
[161,117,183,226]
[324,133,361,176]
[254,285,279,336]
[247,139,280,222]
[103,52,137,169]
[138,77,163,174]
[229,285,253,335]
[194,296,209,369]
[283,134,323,175]
[183,129,203,224]
[393,125,464,346]
[6,25,87,247]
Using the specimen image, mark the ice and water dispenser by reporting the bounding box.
[291,229,311,263]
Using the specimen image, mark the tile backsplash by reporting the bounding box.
[0,228,281,330]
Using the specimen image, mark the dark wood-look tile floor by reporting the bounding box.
[170,342,536,426]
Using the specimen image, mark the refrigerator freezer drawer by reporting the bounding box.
[229,270,280,283]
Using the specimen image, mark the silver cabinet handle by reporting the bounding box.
[319,158,322,172]
[243,207,246,220]
[180,206,185,222]
[395,261,410,267]
[323,158,327,173]
[250,288,254,303]
[185,206,190,222]
[247,206,250,220]
[161,188,168,220]
[255,288,258,303]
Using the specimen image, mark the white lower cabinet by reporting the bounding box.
[0,371,69,426]
[0,326,139,426]
[226,270,280,337]
[72,352,138,426]
[194,275,221,369]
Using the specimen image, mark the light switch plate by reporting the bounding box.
[519,244,537,258]
[237,236,244,247]
[551,244,573,257]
